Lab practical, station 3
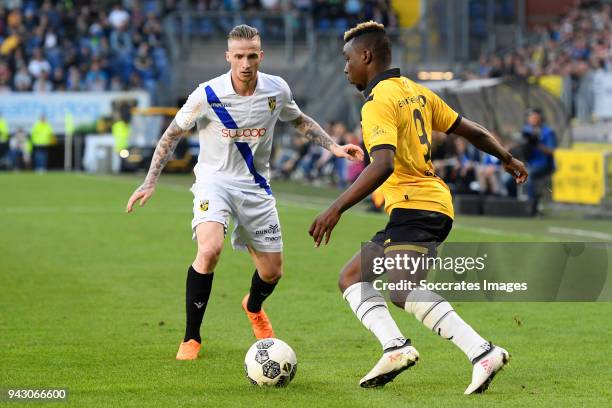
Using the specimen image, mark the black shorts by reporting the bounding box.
[371,208,453,247]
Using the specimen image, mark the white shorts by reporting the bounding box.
[190,183,283,252]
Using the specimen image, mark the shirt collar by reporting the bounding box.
[362,68,401,99]
[223,70,265,95]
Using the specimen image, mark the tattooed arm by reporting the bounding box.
[126,119,189,212]
[290,113,364,162]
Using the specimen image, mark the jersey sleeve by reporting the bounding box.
[175,84,208,130]
[426,88,461,134]
[278,80,302,122]
[361,97,398,153]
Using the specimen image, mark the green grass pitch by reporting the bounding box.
[1,173,611,407]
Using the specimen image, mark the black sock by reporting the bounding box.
[246,270,277,313]
[184,265,213,343]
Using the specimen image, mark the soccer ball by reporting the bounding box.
[244,338,297,387]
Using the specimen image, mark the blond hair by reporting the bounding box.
[343,21,386,42]
[228,24,260,41]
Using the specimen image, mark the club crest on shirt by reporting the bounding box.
[199,200,209,212]
[268,96,277,114]
[371,125,387,140]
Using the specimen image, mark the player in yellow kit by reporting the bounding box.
[309,22,528,393]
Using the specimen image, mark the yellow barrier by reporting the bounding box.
[552,150,607,205]
[392,0,421,28]
[537,75,564,98]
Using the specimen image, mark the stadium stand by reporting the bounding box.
[475,0,612,121]
[0,0,171,98]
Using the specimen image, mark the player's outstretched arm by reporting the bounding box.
[290,113,364,162]
[453,117,528,184]
[309,148,394,247]
[126,119,188,213]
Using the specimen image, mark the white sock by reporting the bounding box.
[343,282,406,350]
[405,289,490,361]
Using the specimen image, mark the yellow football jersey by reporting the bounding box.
[361,69,461,219]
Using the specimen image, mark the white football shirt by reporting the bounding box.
[175,71,302,195]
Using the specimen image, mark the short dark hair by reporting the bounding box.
[344,21,391,66]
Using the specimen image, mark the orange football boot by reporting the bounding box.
[242,294,275,339]
[176,339,201,360]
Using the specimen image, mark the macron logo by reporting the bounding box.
[194,302,205,309]
[210,102,232,108]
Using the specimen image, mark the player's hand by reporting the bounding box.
[331,144,364,162]
[503,157,528,184]
[126,185,155,213]
[309,205,342,247]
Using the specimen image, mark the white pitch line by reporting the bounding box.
[50,176,612,241]
[0,207,186,214]
[452,224,545,240]
[548,227,612,241]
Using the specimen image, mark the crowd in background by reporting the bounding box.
[273,121,364,190]
[472,0,611,119]
[0,0,171,94]
[272,109,556,206]
[476,0,611,79]
[192,0,398,31]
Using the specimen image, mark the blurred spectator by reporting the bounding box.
[13,64,32,90]
[9,127,31,170]
[476,153,502,196]
[447,137,479,194]
[261,0,281,12]
[66,66,83,91]
[345,127,364,183]
[273,121,365,190]
[51,66,65,90]
[510,108,557,201]
[32,69,52,92]
[0,60,11,92]
[330,121,348,188]
[0,112,8,165]
[112,113,131,154]
[27,48,51,79]
[274,133,310,179]
[109,4,130,30]
[30,114,55,172]
[84,60,108,91]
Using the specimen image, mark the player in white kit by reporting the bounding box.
[126,25,364,360]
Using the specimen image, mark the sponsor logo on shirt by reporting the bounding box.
[221,128,267,138]
[398,94,426,108]
[255,224,280,236]
[199,200,209,212]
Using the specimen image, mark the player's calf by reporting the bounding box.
[338,243,383,292]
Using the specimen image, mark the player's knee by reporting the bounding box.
[195,244,223,269]
[390,297,408,309]
[255,254,283,284]
[259,265,283,284]
[338,264,359,293]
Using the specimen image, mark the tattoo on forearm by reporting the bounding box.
[139,119,186,190]
[291,114,335,150]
